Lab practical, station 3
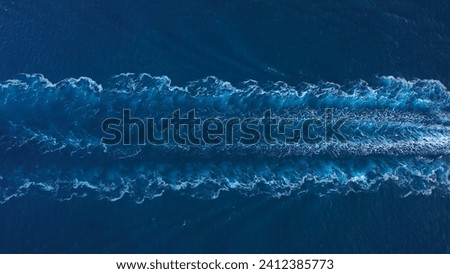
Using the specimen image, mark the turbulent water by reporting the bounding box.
[1,73,450,203]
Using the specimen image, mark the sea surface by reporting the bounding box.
[0,0,450,253]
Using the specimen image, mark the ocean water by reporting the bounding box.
[1,0,450,253]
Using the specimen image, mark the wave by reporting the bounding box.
[1,73,450,203]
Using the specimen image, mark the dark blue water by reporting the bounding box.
[1,0,450,253]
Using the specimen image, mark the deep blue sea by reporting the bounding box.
[1,0,450,253]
